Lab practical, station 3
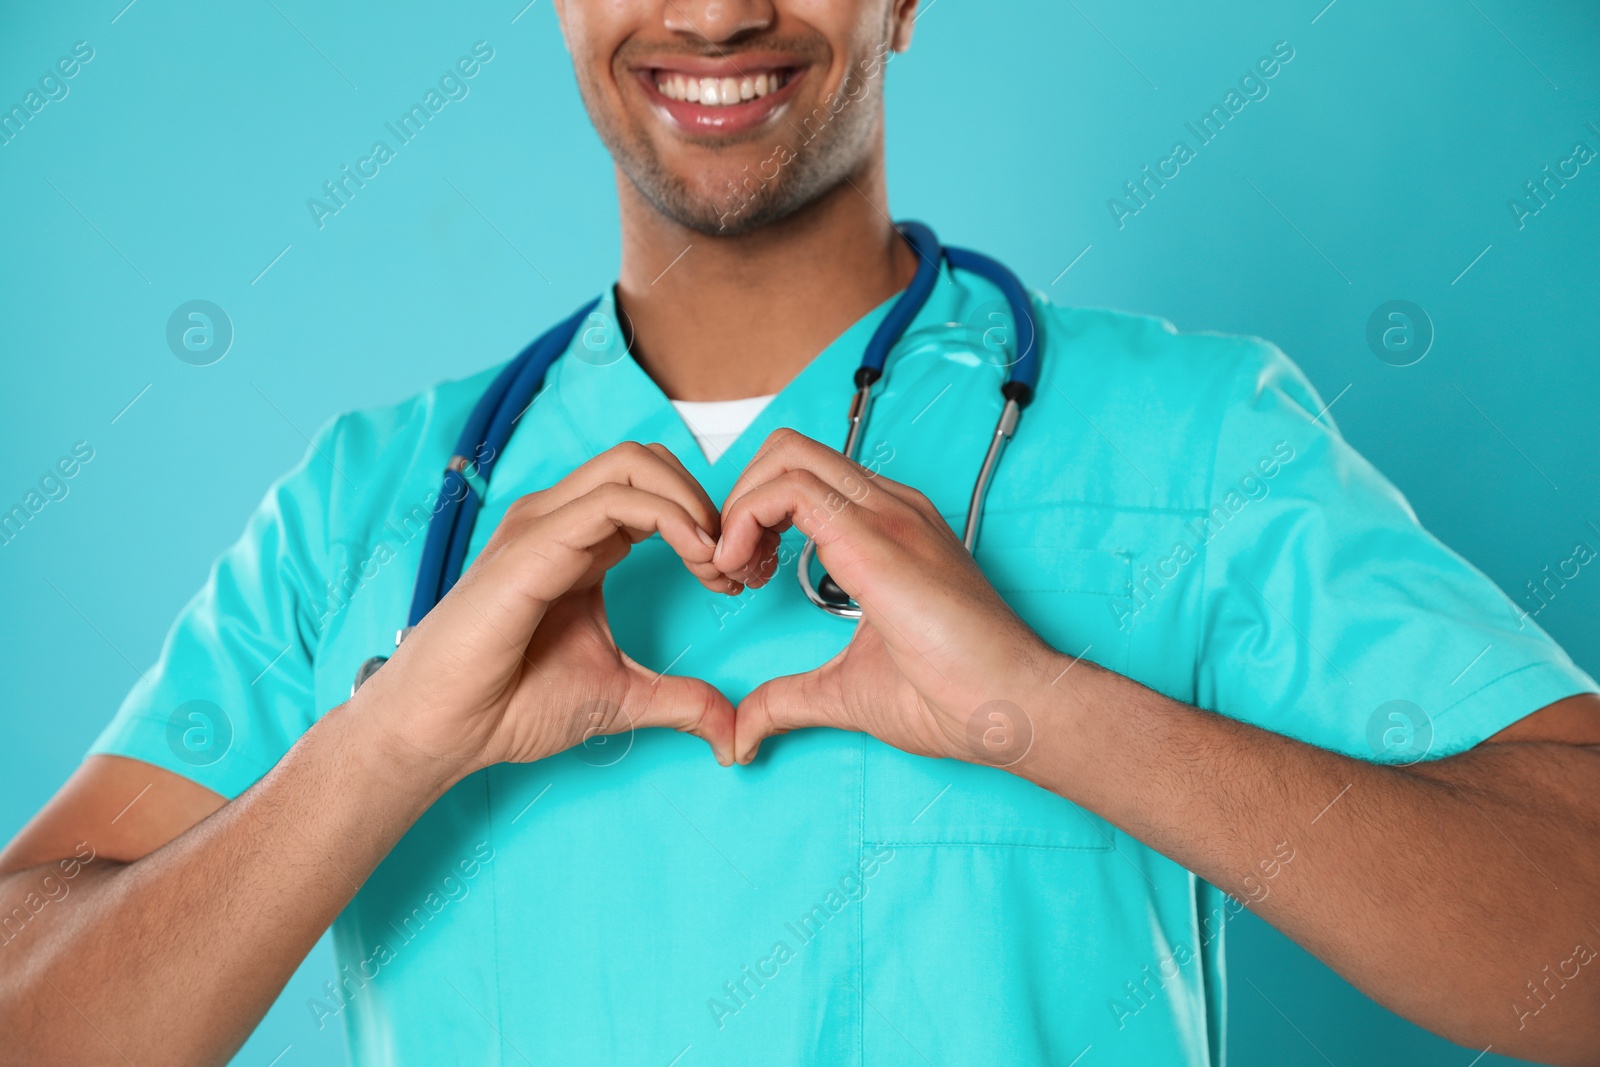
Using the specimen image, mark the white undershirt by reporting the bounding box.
[669,394,777,463]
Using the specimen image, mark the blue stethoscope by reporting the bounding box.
[352,221,1039,694]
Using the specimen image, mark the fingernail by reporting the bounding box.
[696,526,717,551]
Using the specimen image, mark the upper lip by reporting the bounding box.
[634,52,804,80]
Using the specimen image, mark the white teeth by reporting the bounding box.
[655,69,787,106]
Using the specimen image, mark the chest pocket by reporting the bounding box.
[863,527,1131,850]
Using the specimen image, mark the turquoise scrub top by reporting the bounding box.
[93,261,1597,1066]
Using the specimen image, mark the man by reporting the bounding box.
[3,1,1598,1064]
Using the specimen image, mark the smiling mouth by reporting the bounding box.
[653,69,793,105]
[637,62,806,136]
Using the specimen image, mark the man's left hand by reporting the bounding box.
[713,428,1061,766]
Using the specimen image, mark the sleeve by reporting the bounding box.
[87,417,343,799]
[1194,341,1596,763]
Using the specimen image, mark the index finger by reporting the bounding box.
[722,428,892,518]
[541,440,722,537]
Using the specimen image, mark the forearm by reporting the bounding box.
[0,697,455,1066]
[1015,658,1600,1064]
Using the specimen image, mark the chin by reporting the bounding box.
[625,153,814,238]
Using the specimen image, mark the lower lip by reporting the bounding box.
[637,68,805,136]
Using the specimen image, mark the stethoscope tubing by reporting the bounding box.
[355,222,1040,691]
[795,222,1039,618]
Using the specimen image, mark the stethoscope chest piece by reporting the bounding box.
[798,538,863,619]
[351,655,386,696]
[350,628,412,696]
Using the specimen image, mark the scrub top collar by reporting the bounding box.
[544,262,977,501]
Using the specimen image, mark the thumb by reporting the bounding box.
[736,667,844,766]
[625,665,738,767]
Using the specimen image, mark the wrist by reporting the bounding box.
[987,643,1095,792]
[946,639,1072,769]
[333,685,481,806]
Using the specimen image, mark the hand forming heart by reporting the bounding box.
[354,431,1060,790]
[357,441,742,781]
[715,428,1060,767]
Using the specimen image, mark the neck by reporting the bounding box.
[613,155,918,402]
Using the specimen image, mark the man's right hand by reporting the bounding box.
[357,440,742,784]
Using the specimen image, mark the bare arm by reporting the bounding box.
[1013,676,1600,1065]
[0,714,451,1066]
[0,442,739,1066]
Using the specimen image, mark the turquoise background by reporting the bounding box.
[2,1,1597,1064]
